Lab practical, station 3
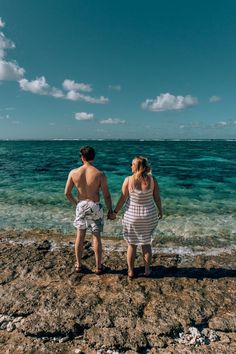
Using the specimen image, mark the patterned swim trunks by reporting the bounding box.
[73,200,104,233]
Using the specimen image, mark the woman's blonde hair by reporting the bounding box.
[132,156,151,180]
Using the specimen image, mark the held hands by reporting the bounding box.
[158,211,163,220]
[107,210,117,220]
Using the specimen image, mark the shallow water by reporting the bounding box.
[0,140,235,250]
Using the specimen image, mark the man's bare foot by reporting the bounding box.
[75,263,81,273]
[128,270,134,279]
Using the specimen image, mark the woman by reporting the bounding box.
[113,156,162,278]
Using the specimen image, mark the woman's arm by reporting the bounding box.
[153,176,163,219]
[113,177,129,214]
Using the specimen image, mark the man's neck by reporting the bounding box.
[83,161,93,166]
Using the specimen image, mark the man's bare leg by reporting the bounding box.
[127,243,137,278]
[75,229,86,270]
[92,232,102,272]
[141,244,152,276]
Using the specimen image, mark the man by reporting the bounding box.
[64,146,113,274]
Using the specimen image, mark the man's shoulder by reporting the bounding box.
[70,166,83,176]
[91,165,104,176]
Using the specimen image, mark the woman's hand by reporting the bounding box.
[158,211,163,220]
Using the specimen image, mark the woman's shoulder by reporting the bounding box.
[124,175,133,180]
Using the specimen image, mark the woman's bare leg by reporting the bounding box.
[127,243,137,277]
[141,244,152,275]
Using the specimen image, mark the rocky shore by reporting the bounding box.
[0,230,236,353]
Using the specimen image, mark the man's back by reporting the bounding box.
[71,164,102,202]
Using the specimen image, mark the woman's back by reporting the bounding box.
[123,175,158,245]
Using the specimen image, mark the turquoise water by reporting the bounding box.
[0,140,235,250]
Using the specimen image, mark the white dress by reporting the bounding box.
[122,176,158,245]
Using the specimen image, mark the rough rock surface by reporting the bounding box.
[0,230,236,353]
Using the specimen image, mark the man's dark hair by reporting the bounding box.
[80,146,95,161]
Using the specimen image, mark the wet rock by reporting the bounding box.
[36,239,51,251]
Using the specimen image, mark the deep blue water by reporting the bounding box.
[0,140,235,251]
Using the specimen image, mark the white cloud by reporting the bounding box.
[0,31,15,58]
[210,120,236,128]
[0,18,5,28]
[19,76,49,95]
[66,90,109,104]
[141,93,198,112]
[62,79,92,92]
[0,60,25,80]
[209,95,221,103]
[0,24,25,80]
[99,118,126,124]
[75,112,94,121]
[108,84,121,91]
[51,87,64,98]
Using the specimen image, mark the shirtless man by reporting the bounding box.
[64,146,113,274]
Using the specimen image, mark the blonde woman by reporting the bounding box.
[113,156,162,278]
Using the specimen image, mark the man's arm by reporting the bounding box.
[153,176,163,219]
[100,173,113,214]
[64,171,78,206]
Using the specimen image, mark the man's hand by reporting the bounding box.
[158,211,163,220]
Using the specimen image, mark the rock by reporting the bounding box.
[0,321,8,330]
[59,335,70,343]
[0,230,236,353]
[201,328,219,342]
[177,327,208,346]
[6,322,16,332]
[36,240,51,251]
[209,312,236,332]
[12,316,23,323]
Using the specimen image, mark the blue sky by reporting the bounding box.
[0,0,236,139]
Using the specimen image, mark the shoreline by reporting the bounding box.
[1,228,236,257]
[1,230,236,353]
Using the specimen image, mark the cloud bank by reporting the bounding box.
[63,79,92,92]
[141,93,198,112]
[0,19,25,80]
[99,118,126,124]
[19,76,109,104]
[0,19,108,105]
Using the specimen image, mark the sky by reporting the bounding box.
[0,0,236,140]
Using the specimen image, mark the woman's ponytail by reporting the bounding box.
[133,156,151,180]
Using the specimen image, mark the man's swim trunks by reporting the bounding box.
[73,200,104,233]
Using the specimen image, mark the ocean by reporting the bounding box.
[0,140,235,253]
